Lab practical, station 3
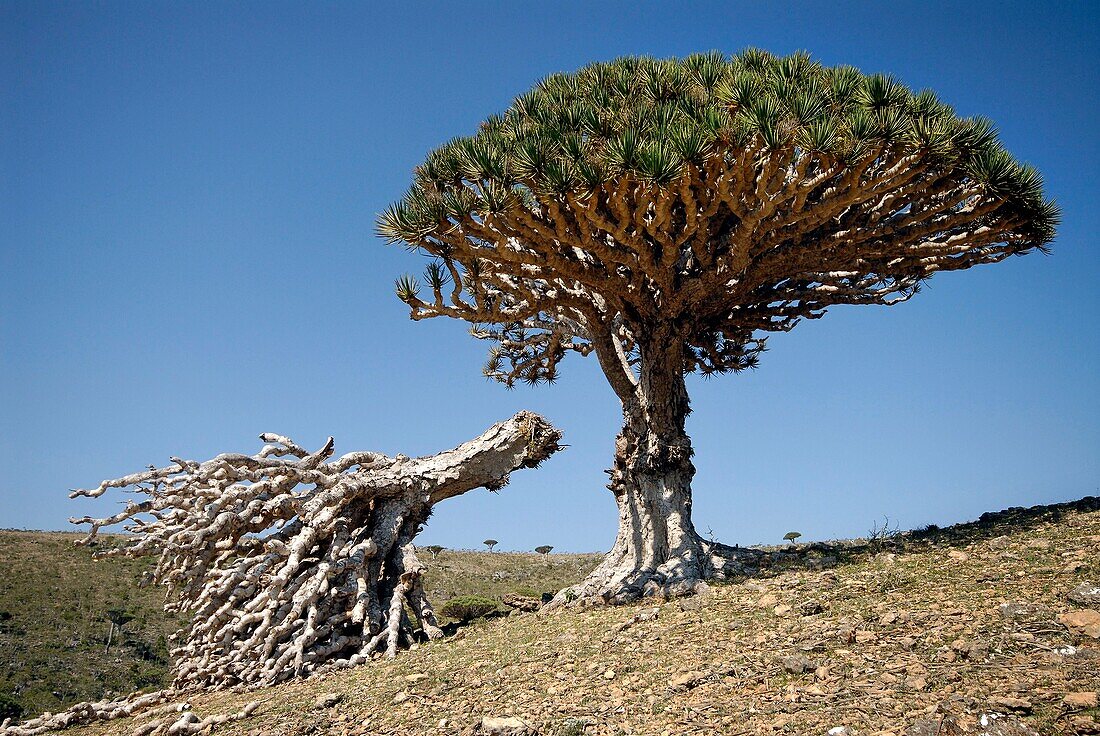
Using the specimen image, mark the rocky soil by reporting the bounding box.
[31,499,1100,735]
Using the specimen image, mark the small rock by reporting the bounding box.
[756,593,779,608]
[1069,583,1100,607]
[1064,691,1099,708]
[670,671,705,689]
[313,693,343,709]
[1068,715,1100,734]
[773,604,792,616]
[989,696,1032,712]
[405,673,428,683]
[998,602,1053,623]
[780,655,815,674]
[603,668,616,679]
[977,712,1041,736]
[557,718,593,734]
[798,600,825,616]
[907,718,948,736]
[501,594,542,612]
[827,728,851,736]
[855,630,877,644]
[477,716,535,735]
[906,676,928,691]
[807,555,839,569]
[947,550,970,561]
[1059,609,1100,638]
[678,584,713,611]
[392,691,409,704]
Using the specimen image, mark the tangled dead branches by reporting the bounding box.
[2,412,561,735]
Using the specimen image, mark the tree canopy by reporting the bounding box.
[378,50,1057,397]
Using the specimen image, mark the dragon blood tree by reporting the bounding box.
[377,50,1058,605]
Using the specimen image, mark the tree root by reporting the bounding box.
[0,690,265,736]
[2,413,561,735]
[550,539,764,607]
[0,691,262,736]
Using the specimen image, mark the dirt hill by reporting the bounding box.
[6,499,1100,735]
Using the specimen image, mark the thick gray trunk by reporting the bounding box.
[562,331,711,605]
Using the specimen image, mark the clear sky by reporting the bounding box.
[2,2,1097,552]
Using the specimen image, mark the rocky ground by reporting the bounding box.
[21,499,1100,735]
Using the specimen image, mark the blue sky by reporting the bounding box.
[2,2,1097,551]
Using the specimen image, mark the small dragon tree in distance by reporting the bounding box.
[377,50,1058,605]
[483,539,498,552]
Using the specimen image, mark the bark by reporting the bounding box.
[5,414,559,735]
[1,694,261,736]
[558,331,754,606]
[61,412,561,695]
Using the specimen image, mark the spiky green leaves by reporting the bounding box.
[381,51,1060,398]
[394,274,419,302]
[378,49,1057,252]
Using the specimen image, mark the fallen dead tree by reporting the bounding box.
[1,412,561,734]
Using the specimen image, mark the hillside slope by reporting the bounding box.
[0,531,599,720]
[39,498,1100,736]
[0,533,179,717]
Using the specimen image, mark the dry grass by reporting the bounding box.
[29,499,1100,735]
[0,531,599,720]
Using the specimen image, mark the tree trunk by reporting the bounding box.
[564,331,712,605]
[69,412,563,689]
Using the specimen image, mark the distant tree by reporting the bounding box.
[783,531,802,547]
[535,545,554,557]
[423,545,445,559]
[104,608,134,654]
[483,539,498,552]
[379,50,1058,605]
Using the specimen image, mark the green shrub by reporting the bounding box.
[0,693,24,722]
[439,595,498,622]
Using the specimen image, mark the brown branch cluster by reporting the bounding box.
[380,53,1057,399]
[397,144,1039,394]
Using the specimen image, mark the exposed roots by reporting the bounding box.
[0,691,262,736]
[69,411,560,689]
[3,413,561,735]
[551,539,763,607]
